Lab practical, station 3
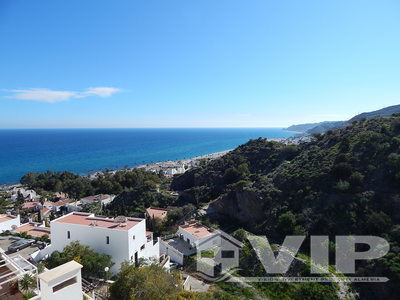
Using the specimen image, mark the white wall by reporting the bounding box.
[39,263,83,300]
[178,227,217,251]
[160,240,184,265]
[0,215,20,232]
[50,217,159,274]
[51,221,131,274]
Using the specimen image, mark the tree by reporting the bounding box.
[365,211,392,235]
[44,241,113,278]
[109,263,180,300]
[292,283,338,300]
[276,211,296,236]
[81,202,102,215]
[232,228,247,242]
[19,274,35,293]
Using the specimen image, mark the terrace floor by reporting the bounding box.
[163,238,197,256]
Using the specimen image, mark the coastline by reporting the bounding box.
[0,134,312,188]
[90,149,233,178]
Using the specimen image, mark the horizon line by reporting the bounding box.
[0,126,291,130]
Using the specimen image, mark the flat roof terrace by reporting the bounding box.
[13,224,51,238]
[0,214,17,223]
[180,223,216,239]
[52,213,141,231]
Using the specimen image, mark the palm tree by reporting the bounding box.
[19,274,35,293]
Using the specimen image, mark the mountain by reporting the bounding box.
[303,121,344,134]
[172,115,400,299]
[286,104,400,135]
[286,121,344,134]
[349,104,400,121]
[286,122,327,132]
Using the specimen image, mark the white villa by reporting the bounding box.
[10,187,38,202]
[160,222,243,269]
[46,212,161,273]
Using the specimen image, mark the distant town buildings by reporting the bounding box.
[136,151,230,177]
[80,194,115,206]
[10,187,38,202]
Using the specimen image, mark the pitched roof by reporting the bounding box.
[146,207,169,219]
[40,208,51,215]
[21,202,38,210]
[52,201,65,206]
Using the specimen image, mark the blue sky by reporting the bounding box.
[1,0,400,128]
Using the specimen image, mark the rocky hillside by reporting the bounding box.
[286,104,400,134]
[172,115,400,299]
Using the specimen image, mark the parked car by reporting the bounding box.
[8,239,34,253]
[169,262,180,270]
[36,241,47,249]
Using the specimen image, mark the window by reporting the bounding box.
[106,236,110,244]
[52,277,77,293]
[67,231,70,239]
[221,250,235,258]
[140,244,145,251]
[132,235,135,240]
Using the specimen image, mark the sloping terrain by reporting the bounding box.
[173,116,400,299]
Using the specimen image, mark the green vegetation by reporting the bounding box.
[20,168,176,217]
[105,183,177,217]
[19,273,35,293]
[20,168,164,199]
[172,115,400,299]
[44,241,113,278]
[0,192,11,213]
[109,263,180,300]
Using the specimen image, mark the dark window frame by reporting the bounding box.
[221,250,235,258]
[52,277,77,293]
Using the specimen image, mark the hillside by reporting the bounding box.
[286,104,400,134]
[286,121,344,134]
[350,104,400,121]
[172,116,400,299]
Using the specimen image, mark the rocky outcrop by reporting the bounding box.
[211,190,265,225]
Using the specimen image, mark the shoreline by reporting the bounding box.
[90,149,233,178]
[0,135,311,188]
[0,150,234,188]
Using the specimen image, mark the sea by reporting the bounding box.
[0,128,294,184]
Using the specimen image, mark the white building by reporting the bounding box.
[0,213,20,232]
[160,222,243,269]
[80,194,115,206]
[177,222,219,251]
[34,261,89,300]
[10,188,37,202]
[49,212,160,273]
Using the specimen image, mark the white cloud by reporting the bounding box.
[83,87,120,98]
[6,87,120,103]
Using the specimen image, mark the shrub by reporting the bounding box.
[335,180,350,192]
